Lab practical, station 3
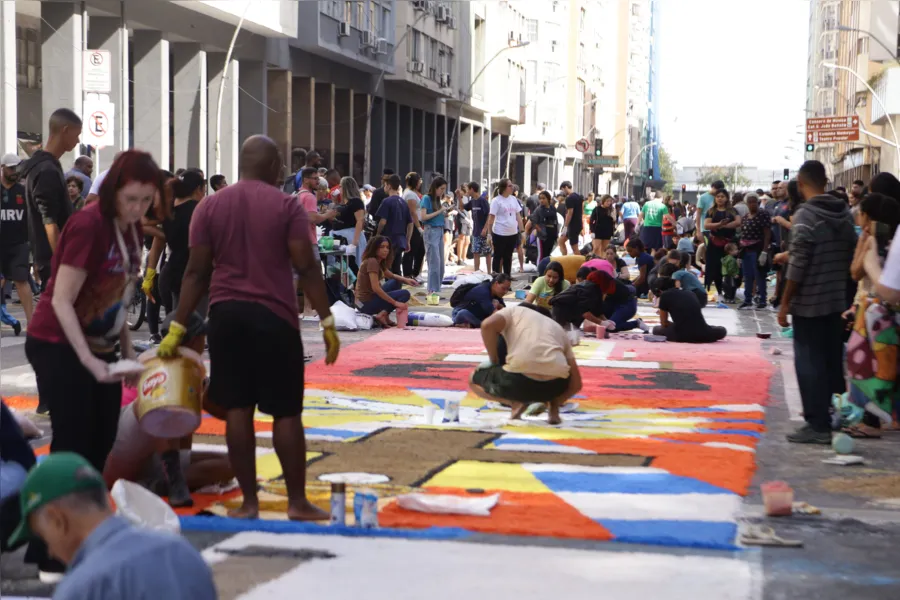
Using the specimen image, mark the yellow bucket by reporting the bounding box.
[136,347,206,439]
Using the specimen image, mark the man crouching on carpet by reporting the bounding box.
[469,304,582,425]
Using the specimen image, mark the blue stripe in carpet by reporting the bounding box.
[532,472,734,495]
[180,516,473,540]
[601,519,739,550]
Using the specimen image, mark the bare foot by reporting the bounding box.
[287,500,330,522]
[374,311,392,328]
[547,414,562,425]
[510,402,527,420]
[227,501,259,520]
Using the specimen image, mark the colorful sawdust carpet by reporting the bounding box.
[6,327,772,550]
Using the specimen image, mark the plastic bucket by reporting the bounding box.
[136,347,206,439]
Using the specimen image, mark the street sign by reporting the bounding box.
[574,138,590,153]
[585,155,619,167]
[82,99,115,148]
[806,115,859,131]
[83,50,111,93]
[807,129,859,143]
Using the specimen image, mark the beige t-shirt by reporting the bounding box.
[500,306,573,381]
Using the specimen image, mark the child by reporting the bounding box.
[721,243,740,303]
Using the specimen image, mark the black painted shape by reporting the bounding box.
[607,371,711,391]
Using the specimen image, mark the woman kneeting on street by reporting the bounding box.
[23,150,158,577]
[355,236,416,327]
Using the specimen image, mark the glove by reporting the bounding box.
[157,320,187,358]
[758,252,768,267]
[321,315,340,365]
[141,268,156,297]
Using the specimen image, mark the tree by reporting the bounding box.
[695,164,752,192]
[659,145,677,194]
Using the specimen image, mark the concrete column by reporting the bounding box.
[292,77,314,150]
[0,0,16,152]
[314,81,334,168]
[483,128,491,184]
[385,102,398,172]
[132,31,169,166]
[41,2,83,166]
[398,105,411,175]
[266,69,292,171]
[423,112,436,175]
[521,153,532,190]
[537,157,550,186]
[369,96,384,182]
[447,118,458,185]
[458,123,472,185]
[490,133,501,181]
[206,53,239,181]
[172,43,207,173]
[88,17,128,165]
[334,88,351,176]
[239,60,267,145]
[473,127,484,186]
[412,109,424,176]
[436,115,446,177]
[352,92,369,184]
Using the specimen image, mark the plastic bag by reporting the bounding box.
[396,493,500,516]
[330,300,359,331]
[355,313,374,330]
[111,479,180,534]
[451,272,491,289]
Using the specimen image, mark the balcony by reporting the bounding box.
[871,68,900,124]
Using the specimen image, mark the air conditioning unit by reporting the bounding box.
[436,5,451,22]
[508,31,516,44]
[428,67,437,80]
[361,31,375,47]
[447,16,457,30]
[408,60,425,74]
[439,73,450,88]
[338,22,351,37]
[374,38,389,55]
[412,0,426,11]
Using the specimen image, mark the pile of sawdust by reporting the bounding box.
[820,474,900,499]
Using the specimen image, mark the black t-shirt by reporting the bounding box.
[368,188,388,218]
[530,205,559,240]
[709,209,737,242]
[565,193,584,226]
[161,199,198,289]
[0,182,29,247]
[659,288,707,334]
[333,196,365,230]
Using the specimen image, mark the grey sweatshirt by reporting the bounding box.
[786,194,857,318]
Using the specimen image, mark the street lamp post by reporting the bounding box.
[446,40,529,182]
[822,62,900,173]
[625,141,657,198]
[837,25,900,70]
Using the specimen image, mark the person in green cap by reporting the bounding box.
[7,453,216,598]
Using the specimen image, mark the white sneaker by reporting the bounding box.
[636,318,651,333]
[39,570,64,584]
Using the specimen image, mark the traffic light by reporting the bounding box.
[806,143,815,152]
[681,184,686,192]
[783,168,790,181]
[594,138,603,156]
[647,168,654,179]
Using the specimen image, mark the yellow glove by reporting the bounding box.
[141,268,156,297]
[321,315,340,365]
[157,320,186,358]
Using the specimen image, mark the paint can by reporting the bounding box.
[443,398,461,422]
[330,482,346,526]
[353,489,379,528]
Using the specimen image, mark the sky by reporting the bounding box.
[657,0,811,170]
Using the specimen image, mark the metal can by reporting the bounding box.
[353,489,379,528]
[330,482,346,526]
[443,398,461,422]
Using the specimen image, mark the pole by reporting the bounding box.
[215,1,251,176]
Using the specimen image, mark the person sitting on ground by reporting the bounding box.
[525,261,570,309]
[6,453,217,599]
[575,265,595,283]
[548,269,614,330]
[355,235,416,327]
[626,238,654,297]
[662,258,707,307]
[586,270,648,333]
[468,304,582,425]
[605,246,631,281]
[451,273,512,327]
[651,276,727,343]
[646,248,669,300]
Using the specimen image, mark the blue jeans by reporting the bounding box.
[452,307,483,327]
[607,297,640,331]
[424,226,444,294]
[741,250,767,304]
[359,279,410,315]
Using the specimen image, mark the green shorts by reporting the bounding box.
[472,365,569,405]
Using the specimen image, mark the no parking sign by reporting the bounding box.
[82,100,115,148]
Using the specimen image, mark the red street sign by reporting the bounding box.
[806,116,859,132]
[808,129,860,143]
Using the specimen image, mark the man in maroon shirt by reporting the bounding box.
[158,136,338,521]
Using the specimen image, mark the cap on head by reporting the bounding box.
[7,453,106,548]
[1,153,21,167]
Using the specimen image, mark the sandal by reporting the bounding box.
[739,525,803,547]
[842,425,882,439]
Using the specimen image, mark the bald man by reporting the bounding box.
[20,109,82,295]
[158,135,339,521]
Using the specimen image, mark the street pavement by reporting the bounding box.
[2,287,900,598]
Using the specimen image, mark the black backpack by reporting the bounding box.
[450,281,482,308]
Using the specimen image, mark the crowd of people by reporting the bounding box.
[0,106,898,595]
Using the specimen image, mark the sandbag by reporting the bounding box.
[330,300,359,331]
[407,312,453,327]
[111,479,180,534]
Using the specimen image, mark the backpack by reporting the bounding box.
[450,282,481,308]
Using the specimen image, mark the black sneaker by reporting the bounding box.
[738,301,754,310]
[12,320,21,336]
[36,403,50,415]
[149,333,162,345]
[786,424,831,444]
[756,302,768,310]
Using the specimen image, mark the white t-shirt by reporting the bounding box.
[89,169,109,195]
[489,194,520,236]
[879,229,900,291]
[500,306,572,380]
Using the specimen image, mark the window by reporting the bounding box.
[408,28,422,61]
[857,37,868,54]
[580,8,587,32]
[357,1,365,28]
[369,3,376,34]
[576,79,585,135]
[16,26,40,89]
[632,2,641,17]
[526,19,538,43]
[344,1,352,23]
[382,7,391,39]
